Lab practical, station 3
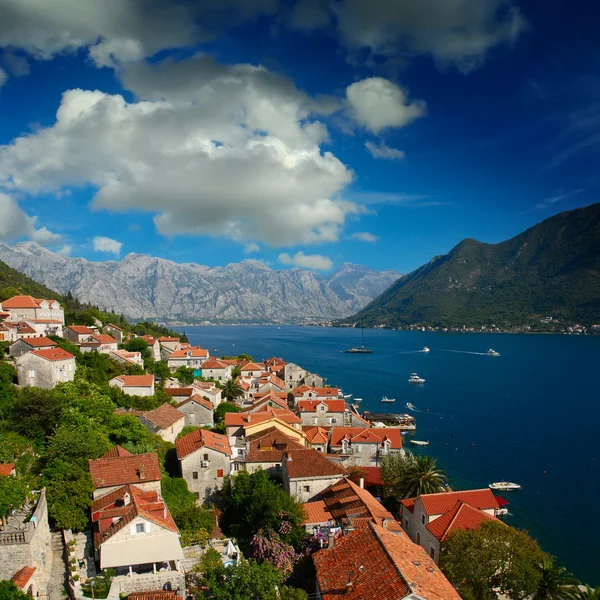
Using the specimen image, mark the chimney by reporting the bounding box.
[383,518,391,529]
[123,492,131,506]
[359,477,364,489]
[328,531,335,549]
[138,464,146,480]
[345,572,353,593]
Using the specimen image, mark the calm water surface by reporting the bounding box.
[175,325,600,584]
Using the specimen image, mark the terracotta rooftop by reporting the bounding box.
[426,500,500,541]
[100,445,132,459]
[303,500,332,525]
[314,521,461,600]
[303,426,330,444]
[176,429,231,460]
[2,295,58,308]
[106,323,124,331]
[361,466,384,487]
[0,463,15,476]
[201,358,229,369]
[284,449,347,480]
[89,449,161,489]
[245,428,307,463]
[112,374,154,387]
[164,387,194,397]
[143,403,185,429]
[159,336,180,342]
[17,336,57,348]
[15,322,37,334]
[297,399,346,413]
[225,407,301,427]
[243,392,289,411]
[169,346,209,359]
[294,387,339,397]
[28,347,75,361]
[68,325,94,334]
[91,334,117,344]
[177,394,213,411]
[11,566,36,590]
[330,427,403,450]
[415,488,499,516]
[127,593,177,600]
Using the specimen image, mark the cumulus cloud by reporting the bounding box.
[278,251,333,271]
[350,231,378,243]
[365,140,405,160]
[56,244,72,256]
[93,236,123,256]
[0,193,62,245]
[0,55,356,247]
[289,0,526,72]
[0,0,278,67]
[244,243,260,254]
[346,78,425,133]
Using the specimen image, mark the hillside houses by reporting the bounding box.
[329,427,403,467]
[8,335,56,357]
[109,374,155,396]
[167,346,209,372]
[15,347,76,389]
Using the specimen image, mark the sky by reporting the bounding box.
[0,0,598,274]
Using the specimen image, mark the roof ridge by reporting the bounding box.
[369,522,412,592]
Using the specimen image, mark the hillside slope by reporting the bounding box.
[348,203,600,328]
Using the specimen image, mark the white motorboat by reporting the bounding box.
[406,402,417,411]
[487,348,500,356]
[408,373,426,384]
[496,507,509,516]
[422,346,430,353]
[343,394,353,399]
[353,397,363,403]
[489,481,521,491]
[410,440,429,446]
[381,396,396,403]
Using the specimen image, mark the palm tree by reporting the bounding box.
[400,454,447,498]
[573,586,600,599]
[222,379,244,402]
[534,557,579,599]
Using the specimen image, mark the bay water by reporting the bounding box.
[175,325,600,584]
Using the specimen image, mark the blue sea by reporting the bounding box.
[174,325,600,584]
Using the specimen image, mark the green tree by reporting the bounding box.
[11,387,67,442]
[199,559,283,600]
[123,338,149,354]
[442,520,547,600]
[173,366,195,386]
[215,401,241,422]
[574,586,600,599]
[152,361,172,385]
[0,476,29,530]
[534,557,579,599]
[0,432,34,464]
[45,421,112,470]
[401,454,447,497]
[279,586,309,600]
[0,581,30,599]
[222,380,244,403]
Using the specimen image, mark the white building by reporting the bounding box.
[109,374,155,397]
[15,347,76,389]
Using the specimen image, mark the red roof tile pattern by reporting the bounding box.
[100,445,132,459]
[164,387,194,397]
[177,394,213,411]
[89,449,161,489]
[176,429,231,460]
[294,387,339,397]
[68,325,94,334]
[19,336,57,348]
[298,399,346,413]
[303,500,332,524]
[302,426,330,445]
[314,522,461,600]
[0,463,15,476]
[106,323,124,331]
[29,348,75,361]
[91,334,117,344]
[2,295,58,308]
[225,407,301,427]
[127,592,177,600]
[418,488,499,516]
[143,403,185,429]
[15,322,37,334]
[426,500,500,541]
[330,427,403,450]
[11,566,36,590]
[245,428,306,463]
[113,375,155,387]
[284,449,346,479]
[168,346,209,359]
[243,393,289,412]
[159,337,180,342]
[240,361,263,371]
[201,358,229,369]
[361,467,383,487]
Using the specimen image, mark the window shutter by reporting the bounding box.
[145,522,151,533]
[130,523,136,536]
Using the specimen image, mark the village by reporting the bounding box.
[0,293,584,600]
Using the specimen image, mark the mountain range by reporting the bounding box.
[348,203,600,328]
[0,242,400,323]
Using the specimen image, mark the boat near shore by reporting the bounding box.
[409,373,426,384]
[406,402,417,411]
[489,481,521,491]
[410,440,429,446]
[381,396,395,403]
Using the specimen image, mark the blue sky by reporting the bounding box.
[0,0,598,274]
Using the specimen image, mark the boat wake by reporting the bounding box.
[437,349,490,356]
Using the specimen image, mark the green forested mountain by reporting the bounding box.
[347,203,600,328]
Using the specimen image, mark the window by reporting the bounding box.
[421,514,426,525]
[192,471,198,479]
[217,469,224,478]
[135,523,144,534]
[204,454,209,461]
[405,519,409,530]
[233,463,240,472]
[430,547,435,560]
[194,492,200,499]
[303,485,311,493]
[416,532,421,545]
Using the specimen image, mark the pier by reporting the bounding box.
[363,412,416,430]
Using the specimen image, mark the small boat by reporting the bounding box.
[487,348,500,356]
[422,346,430,353]
[495,496,510,516]
[343,394,353,399]
[345,325,373,354]
[489,481,521,491]
[381,396,396,403]
[353,397,363,403]
[410,440,429,446]
[406,402,417,411]
[408,373,426,384]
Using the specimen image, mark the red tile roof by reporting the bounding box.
[303,426,330,444]
[143,403,184,429]
[11,566,36,590]
[314,522,461,600]
[303,500,332,525]
[177,394,213,411]
[243,393,289,412]
[361,467,383,487]
[298,399,346,413]
[106,323,124,331]
[164,387,194,397]
[295,387,339,397]
[168,346,209,359]
[68,325,94,334]
[418,488,499,516]
[159,337,180,342]
[2,295,49,308]
[127,593,177,600]
[225,407,301,427]
[18,336,57,348]
[113,375,154,387]
[101,445,132,459]
[426,500,500,541]
[91,334,117,344]
[0,463,15,476]
[29,347,75,361]
[89,450,161,489]
[201,358,229,369]
[245,428,306,463]
[240,361,263,371]
[15,322,37,334]
[176,429,231,460]
[330,427,403,450]
[284,449,346,480]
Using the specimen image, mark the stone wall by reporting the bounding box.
[110,571,185,598]
[0,489,53,595]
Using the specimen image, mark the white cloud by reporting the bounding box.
[365,140,405,160]
[278,251,333,271]
[0,55,356,247]
[0,193,62,245]
[350,231,378,243]
[244,243,260,254]
[289,0,526,72]
[93,236,123,256]
[346,78,425,133]
[0,0,279,67]
[1,51,30,76]
[56,244,72,256]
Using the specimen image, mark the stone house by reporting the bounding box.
[15,347,76,389]
[0,321,17,342]
[303,426,330,452]
[242,428,307,477]
[190,381,222,407]
[88,446,162,500]
[256,373,286,394]
[103,323,125,344]
[399,489,500,564]
[89,333,119,354]
[109,374,155,397]
[283,362,307,390]
[294,385,340,401]
[176,394,214,427]
[8,336,56,358]
[139,403,186,443]
[159,337,181,361]
[239,361,263,379]
[176,429,232,502]
[12,321,39,340]
[329,427,403,467]
[65,324,95,343]
[244,392,289,413]
[0,295,64,324]
[139,335,161,361]
[201,358,233,382]
[297,399,348,427]
[110,349,145,367]
[167,347,209,372]
[281,449,347,503]
[225,408,303,449]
